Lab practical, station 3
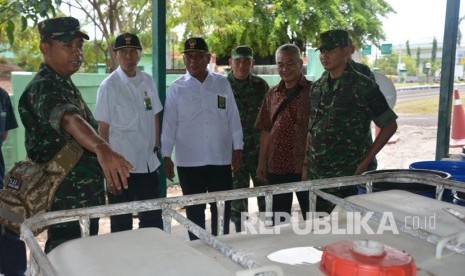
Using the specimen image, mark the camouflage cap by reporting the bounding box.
[114,33,142,50]
[38,17,89,42]
[317,29,349,51]
[231,45,253,59]
[182,37,209,53]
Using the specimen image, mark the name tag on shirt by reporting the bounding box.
[217,95,226,109]
[144,91,152,111]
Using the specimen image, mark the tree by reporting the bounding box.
[459,14,465,46]
[416,47,421,68]
[377,53,417,77]
[431,37,437,63]
[3,0,156,72]
[3,0,395,71]
[60,0,154,72]
[170,0,394,58]
[9,21,41,71]
[406,40,411,56]
[0,0,59,45]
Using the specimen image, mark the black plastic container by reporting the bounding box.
[358,169,452,201]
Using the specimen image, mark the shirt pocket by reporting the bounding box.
[178,94,200,121]
[112,101,138,128]
[333,92,355,116]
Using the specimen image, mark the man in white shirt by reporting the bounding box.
[161,37,243,240]
[94,33,163,232]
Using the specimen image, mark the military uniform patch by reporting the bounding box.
[6,177,22,191]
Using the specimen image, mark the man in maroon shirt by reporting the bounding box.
[255,44,311,225]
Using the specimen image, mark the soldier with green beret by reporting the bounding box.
[19,17,134,252]
[227,46,269,232]
[308,29,398,213]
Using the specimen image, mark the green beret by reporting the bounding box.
[231,46,253,59]
[317,29,349,51]
[38,17,89,42]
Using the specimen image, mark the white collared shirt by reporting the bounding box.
[161,70,243,167]
[94,66,163,173]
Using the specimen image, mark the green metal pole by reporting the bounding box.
[436,0,460,160]
[152,0,167,197]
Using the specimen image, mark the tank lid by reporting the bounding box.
[320,240,416,275]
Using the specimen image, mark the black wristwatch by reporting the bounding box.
[153,146,159,153]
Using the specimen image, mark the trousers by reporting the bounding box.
[0,226,26,276]
[267,173,309,225]
[177,165,232,240]
[107,170,163,232]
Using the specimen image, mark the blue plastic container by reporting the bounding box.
[409,160,465,203]
[453,194,465,206]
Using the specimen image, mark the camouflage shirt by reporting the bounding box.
[308,65,397,179]
[227,72,269,154]
[349,60,375,82]
[18,63,104,210]
[227,72,269,220]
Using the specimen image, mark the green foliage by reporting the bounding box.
[394,97,439,115]
[0,0,59,45]
[402,55,418,76]
[430,60,441,78]
[376,53,398,75]
[416,47,421,67]
[431,37,437,63]
[459,14,465,46]
[82,39,108,73]
[169,0,394,57]
[376,53,417,76]
[65,0,154,72]
[2,0,395,71]
[10,26,41,71]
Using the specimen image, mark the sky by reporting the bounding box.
[382,0,464,46]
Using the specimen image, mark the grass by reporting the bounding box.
[391,81,465,115]
[394,96,465,115]
[394,97,439,115]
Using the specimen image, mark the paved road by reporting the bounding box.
[396,83,465,103]
[394,84,465,127]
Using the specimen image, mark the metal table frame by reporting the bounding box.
[21,171,465,275]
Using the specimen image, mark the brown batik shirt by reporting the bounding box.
[255,74,310,174]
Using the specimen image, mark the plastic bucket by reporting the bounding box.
[409,161,465,203]
[358,169,451,200]
[453,194,465,206]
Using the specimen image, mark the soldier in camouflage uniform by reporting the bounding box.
[227,46,269,232]
[308,29,398,213]
[18,17,133,253]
